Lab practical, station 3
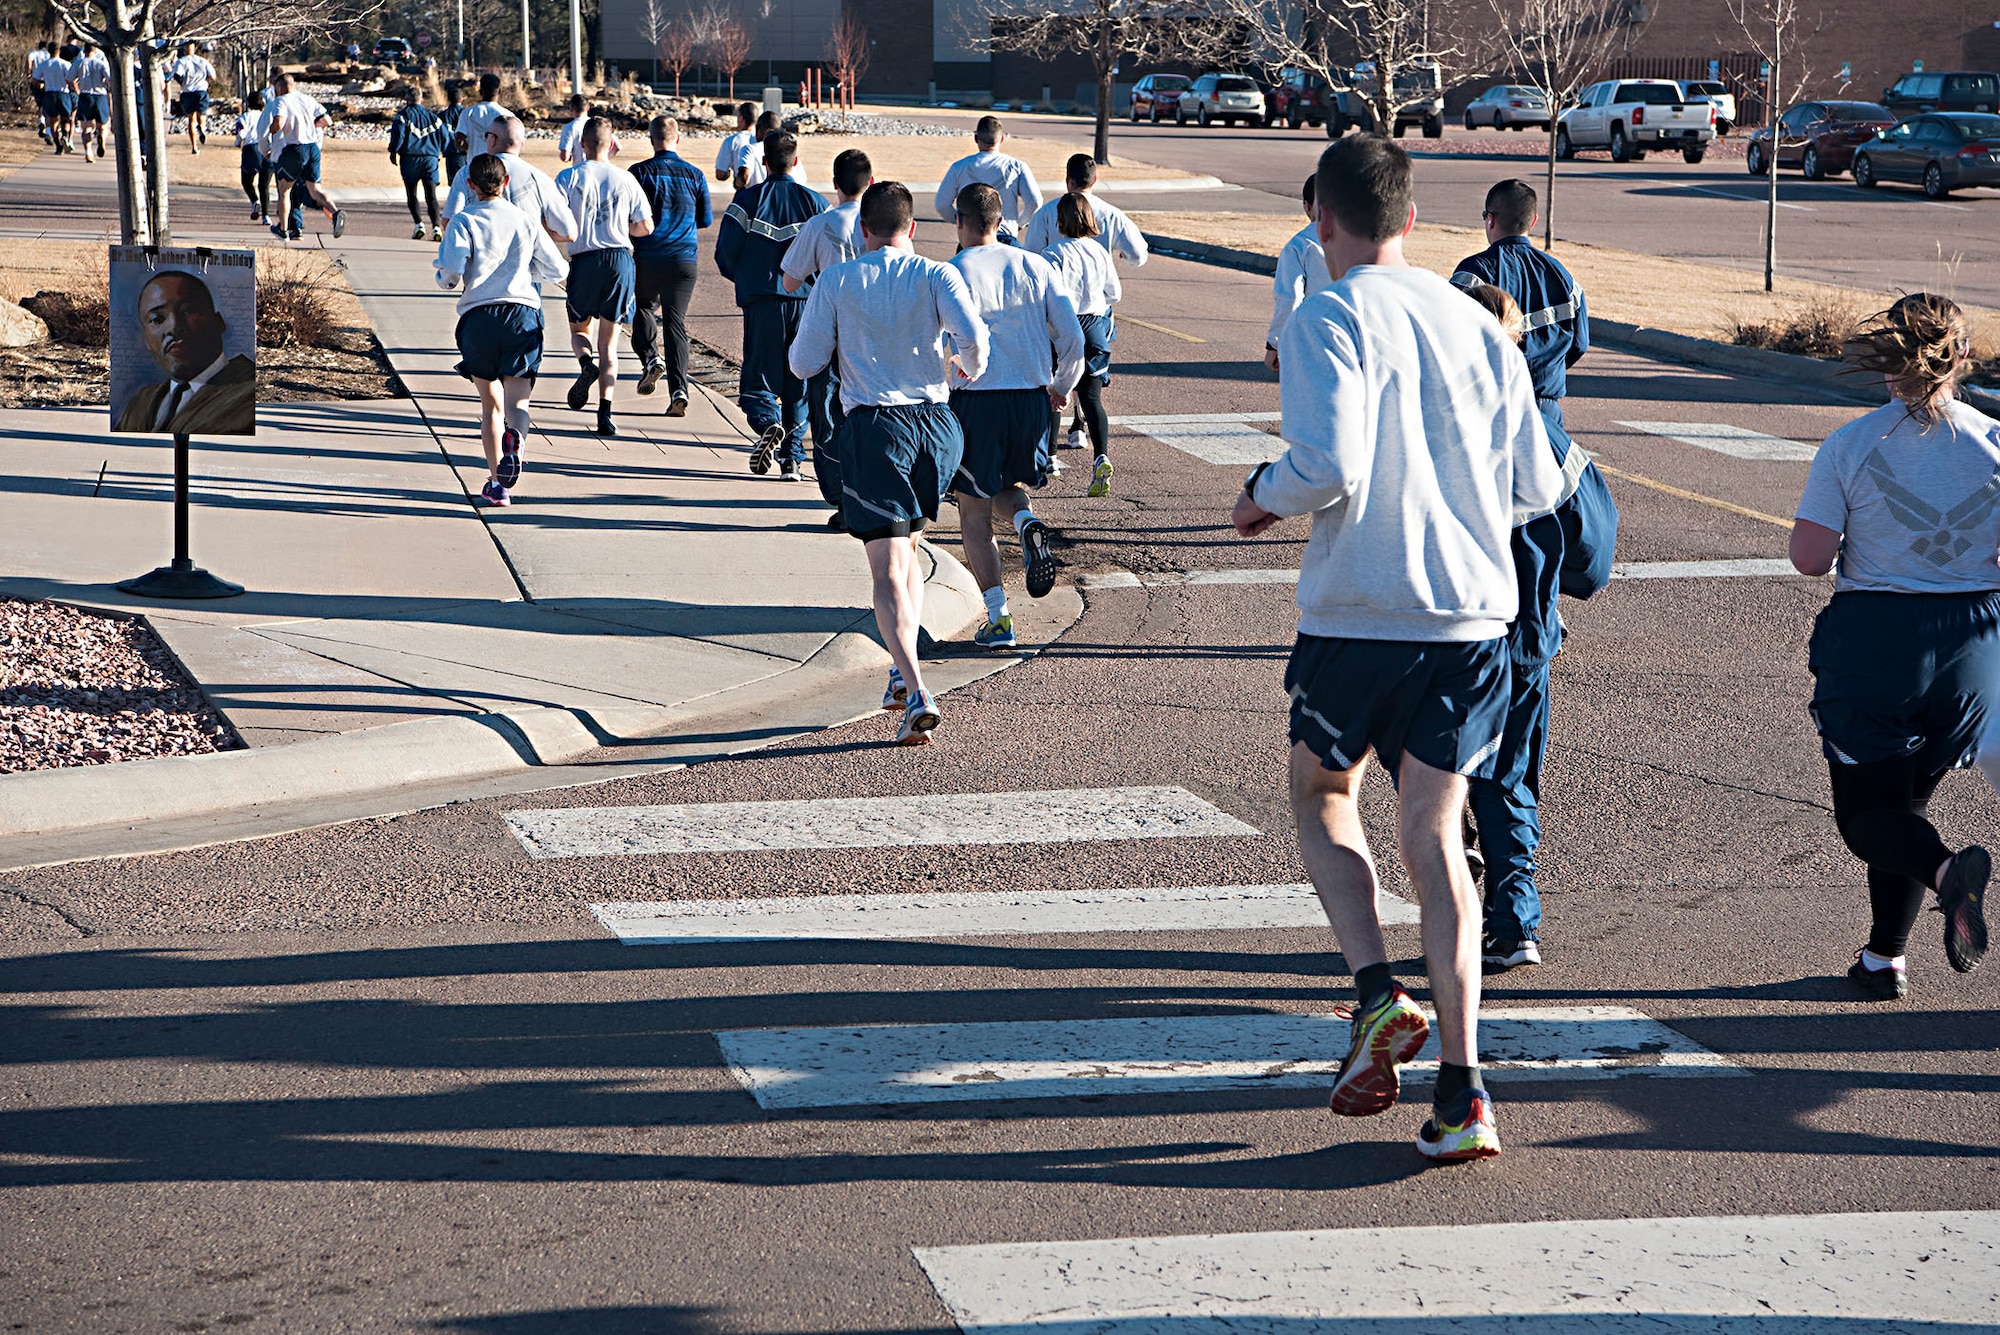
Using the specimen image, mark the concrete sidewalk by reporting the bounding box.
[0,228,1076,866]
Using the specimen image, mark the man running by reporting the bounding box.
[71,41,110,163]
[948,182,1083,646]
[731,109,779,192]
[441,80,471,188]
[388,85,449,241]
[556,92,589,162]
[781,147,871,526]
[630,114,712,420]
[1266,175,1332,375]
[27,41,51,146]
[1230,135,1561,1162]
[715,130,825,481]
[1453,178,1588,428]
[442,115,575,247]
[789,182,988,745]
[934,116,1041,243]
[257,71,344,241]
[457,72,512,161]
[169,41,213,154]
[713,100,755,184]
[34,42,75,155]
[555,117,655,437]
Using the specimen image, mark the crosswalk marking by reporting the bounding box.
[914,1210,2000,1333]
[716,1006,1745,1109]
[592,883,1418,944]
[1079,559,1804,590]
[504,786,1257,860]
[1612,558,1801,579]
[1109,412,1285,466]
[1617,420,1820,462]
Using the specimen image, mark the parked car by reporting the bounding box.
[1345,61,1445,138]
[1177,73,1266,127]
[1463,84,1550,130]
[1128,73,1191,124]
[1556,78,1715,162]
[1852,112,2000,197]
[1275,71,1333,128]
[1881,71,1999,117]
[1679,79,1737,134]
[1745,101,1896,178]
[371,36,412,64]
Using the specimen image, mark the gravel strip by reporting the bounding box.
[0,598,239,774]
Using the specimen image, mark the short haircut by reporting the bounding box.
[1483,178,1537,235]
[272,71,292,92]
[763,130,798,172]
[468,153,507,197]
[832,147,871,197]
[580,116,610,153]
[1463,282,1525,345]
[567,93,586,113]
[478,71,501,99]
[1057,191,1098,239]
[1316,134,1413,245]
[974,114,1003,147]
[736,100,757,122]
[860,181,914,240]
[955,182,1003,232]
[650,114,678,141]
[1302,174,1316,209]
[246,90,264,109]
[1065,152,1098,188]
[754,110,780,139]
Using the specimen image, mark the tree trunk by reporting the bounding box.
[140,43,171,245]
[1093,18,1113,166]
[107,42,149,244]
[1373,61,1393,134]
[1544,99,1557,251]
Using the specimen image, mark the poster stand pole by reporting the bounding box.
[116,432,244,598]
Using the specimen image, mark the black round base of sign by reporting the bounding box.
[116,562,244,599]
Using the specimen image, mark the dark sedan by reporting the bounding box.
[1853,113,2000,197]
[1745,101,1894,178]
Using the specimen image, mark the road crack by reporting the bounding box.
[2,887,91,937]
[1559,743,1832,813]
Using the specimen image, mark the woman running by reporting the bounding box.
[1792,293,1994,999]
[1040,193,1121,498]
[235,92,270,224]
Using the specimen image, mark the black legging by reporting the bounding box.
[1827,756,1952,957]
[241,164,271,217]
[1075,374,1109,458]
[404,177,438,226]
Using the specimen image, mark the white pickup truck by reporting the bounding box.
[1557,78,1717,163]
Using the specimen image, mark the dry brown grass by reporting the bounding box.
[1729,293,1869,360]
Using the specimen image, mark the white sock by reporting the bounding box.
[1012,508,1036,539]
[1861,948,1905,972]
[982,585,1008,623]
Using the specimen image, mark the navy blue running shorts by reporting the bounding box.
[1080,312,1115,384]
[275,142,321,184]
[838,402,964,542]
[1809,588,2000,770]
[454,300,544,382]
[949,386,1049,498]
[44,90,75,117]
[178,90,208,117]
[564,247,636,325]
[399,153,440,186]
[1286,633,1510,777]
[78,93,108,122]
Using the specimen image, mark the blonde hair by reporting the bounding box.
[1845,293,1971,428]
[1464,282,1525,347]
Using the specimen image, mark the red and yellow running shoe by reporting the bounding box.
[1416,1088,1503,1162]
[1328,986,1430,1118]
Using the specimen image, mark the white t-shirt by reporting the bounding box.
[72,53,111,94]
[172,56,214,92]
[459,100,512,154]
[714,128,754,177]
[557,114,588,160]
[553,159,653,255]
[443,151,577,237]
[780,200,864,284]
[33,53,71,88]
[1020,192,1149,266]
[257,91,330,149]
[1269,222,1333,349]
[1040,236,1121,316]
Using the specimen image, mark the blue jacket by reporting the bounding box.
[714,175,825,307]
[631,149,712,265]
[1453,235,1588,404]
[388,104,448,162]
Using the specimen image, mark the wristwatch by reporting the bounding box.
[1244,460,1270,502]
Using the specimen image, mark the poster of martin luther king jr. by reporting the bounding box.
[110,246,256,436]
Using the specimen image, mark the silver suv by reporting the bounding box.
[1178,73,1266,127]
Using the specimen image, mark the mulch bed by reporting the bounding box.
[0,325,403,411]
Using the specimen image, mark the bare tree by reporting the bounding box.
[658,16,696,96]
[976,0,1233,166]
[823,8,869,106]
[1485,0,1646,251]
[636,0,672,83]
[700,7,750,99]
[1728,0,1824,291]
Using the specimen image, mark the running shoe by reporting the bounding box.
[1327,985,1430,1118]
[1416,1088,1503,1162]
[1043,455,1064,478]
[596,403,616,438]
[288,229,302,241]
[479,479,511,507]
[411,222,426,240]
[567,356,598,412]
[1088,455,1114,498]
[827,511,847,531]
[269,223,287,240]
[251,206,264,222]
[331,208,346,238]
[973,614,1017,650]
[432,225,443,242]
[1938,845,1989,973]
[749,423,782,475]
[896,690,941,746]
[496,426,523,488]
[1021,518,1057,599]
[1481,936,1542,972]
[881,666,908,710]
[1061,428,1088,451]
[667,394,689,418]
[780,463,803,482]
[1846,950,1909,1001]
[637,360,664,395]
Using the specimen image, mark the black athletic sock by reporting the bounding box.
[1353,963,1394,1011]
[1434,1061,1484,1108]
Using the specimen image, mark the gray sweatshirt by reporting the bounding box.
[789,246,989,411]
[1251,264,1563,643]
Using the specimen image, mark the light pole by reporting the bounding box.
[569,0,584,91]
[457,0,465,68]
[521,0,531,70]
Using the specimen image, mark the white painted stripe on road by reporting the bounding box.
[1108,413,1287,466]
[914,1211,2000,1334]
[505,786,1257,860]
[1613,558,1802,579]
[1111,413,1284,425]
[717,1006,1745,1108]
[1618,420,1819,462]
[1680,183,1815,211]
[592,882,1418,944]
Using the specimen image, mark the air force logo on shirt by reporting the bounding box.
[1865,447,2000,566]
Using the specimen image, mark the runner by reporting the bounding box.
[26,41,50,146]
[629,114,712,420]
[1229,135,1562,1161]
[947,182,1084,644]
[713,100,755,184]
[388,85,449,241]
[933,116,1041,243]
[556,93,589,163]
[731,109,779,192]
[714,130,825,482]
[434,152,568,509]
[1039,194,1120,498]
[1265,175,1332,375]
[788,181,988,745]
[1021,153,1147,456]
[168,41,213,154]
[780,147,872,527]
[554,117,655,438]
[33,42,75,155]
[1793,294,1995,997]
[456,72,512,164]
[257,71,345,241]
[71,42,110,163]
[234,91,270,222]
[442,115,575,247]
[1452,178,1589,428]
[441,80,471,189]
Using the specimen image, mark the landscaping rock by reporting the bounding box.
[0,298,49,348]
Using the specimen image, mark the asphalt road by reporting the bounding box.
[3,156,1999,1333]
